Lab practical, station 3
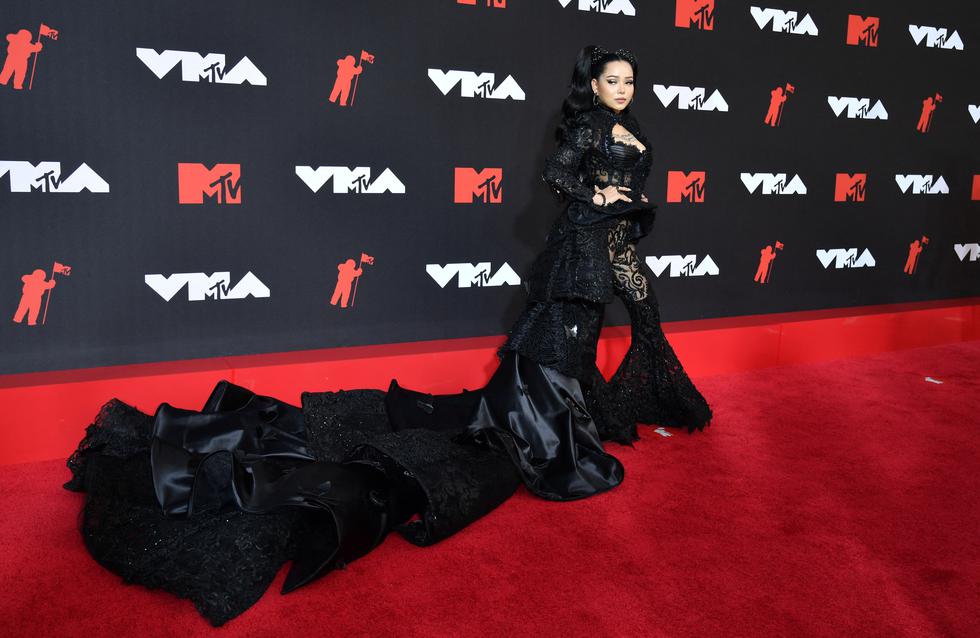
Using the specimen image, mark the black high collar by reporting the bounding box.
[594,102,626,119]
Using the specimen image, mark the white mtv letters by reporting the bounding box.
[0,161,110,193]
[740,173,807,195]
[653,85,729,111]
[827,97,888,120]
[749,6,819,36]
[295,167,406,194]
[895,175,949,195]
[645,255,719,278]
[426,263,521,288]
[145,272,271,301]
[557,0,636,16]
[954,244,980,262]
[908,25,964,50]
[428,69,525,100]
[816,249,876,269]
[136,48,268,85]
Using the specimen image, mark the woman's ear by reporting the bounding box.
[591,78,598,95]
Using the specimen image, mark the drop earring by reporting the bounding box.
[593,93,599,106]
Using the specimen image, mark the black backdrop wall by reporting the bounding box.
[1,0,978,374]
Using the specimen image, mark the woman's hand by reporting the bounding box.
[640,193,648,203]
[593,184,632,206]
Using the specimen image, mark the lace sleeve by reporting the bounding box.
[541,116,603,210]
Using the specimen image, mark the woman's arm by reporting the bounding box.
[541,118,607,210]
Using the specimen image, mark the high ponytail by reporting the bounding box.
[556,45,639,142]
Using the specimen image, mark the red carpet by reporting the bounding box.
[2,341,978,637]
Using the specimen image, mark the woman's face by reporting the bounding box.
[591,60,635,112]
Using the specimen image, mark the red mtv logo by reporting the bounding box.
[835,173,867,202]
[972,175,980,201]
[846,15,879,47]
[666,171,705,203]
[676,0,714,30]
[454,167,502,203]
[457,0,506,6]
[177,163,242,204]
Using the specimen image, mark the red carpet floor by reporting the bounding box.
[2,341,978,637]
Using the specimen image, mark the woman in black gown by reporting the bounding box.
[64,46,711,626]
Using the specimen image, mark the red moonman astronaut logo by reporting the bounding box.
[904,236,929,275]
[754,241,783,284]
[454,168,503,203]
[329,50,375,107]
[666,171,705,203]
[457,0,507,6]
[12,261,70,326]
[676,0,714,30]
[177,163,242,204]
[331,253,374,309]
[917,92,942,133]
[846,15,879,47]
[1,23,58,91]
[764,83,794,127]
[834,173,867,202]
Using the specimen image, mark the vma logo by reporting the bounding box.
[676,0,714,30]
[0,161,109,193]
[455,168,502,203]
[654,85,728,111]
[895,174,948,195]
[295,166,405,194]
[741,173,806,195]
[428,69,525,100]
[954,243,980,262]
[557,0,636,16]
[178,163,242,204]
[666,171,706,203]
[750,6,819,36]
[426,263,520,288]
[847,15,879,46]
[817,248,875,269]
[909,25,964,51]
[646,255,719,277]
[828,96,888,120]
[835,173,867,202]
[145,272,270,301]
[136,48,267,85]
[969,105,980,124]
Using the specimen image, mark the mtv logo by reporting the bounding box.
[645,254,719,277]
[145,271,270,301]
[0,161,109,193]
[295,166,405,194]
[740,173,807,195]
[136,48,267,84]
[828,96,889,120]
[177,163,242,204]
[908,25,964,50]
[895,174,949,195]
[454,168,503,203]
[666,171,706,203]
[816,248,876,269]
[428,69,525,100]
[675,0,714,30]
[834,173,867,202]
[847,15,879,46]
[558,0,636,16]
[750,7,819,36]
[653,85,729,111]
[426,262,520,288]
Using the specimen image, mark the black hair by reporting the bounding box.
[556,45,639,142]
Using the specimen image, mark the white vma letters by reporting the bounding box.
[750,6,819,36]
[295,167,405,194]
[954,244,980,262]
[827,97,888,120]
[645,255,719,277]
[908,25,964,50]
[556,0,636,16]
[653,85,728,111]
[969,105,980,124]
[740,173,807,195]
[426,263,521,288]
[895,175,949,195]
[816,249,876,269]
[145,272,271,301]
[0,161,109,193]
[427,69,525,100]
[136,48,267,85]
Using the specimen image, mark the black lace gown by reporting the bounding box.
[64,103,712,626]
